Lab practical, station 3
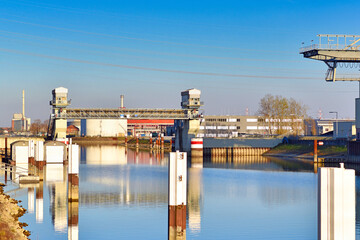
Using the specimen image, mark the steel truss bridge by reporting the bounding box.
[53,108,199,120]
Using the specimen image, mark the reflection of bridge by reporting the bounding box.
[79,192,167,205]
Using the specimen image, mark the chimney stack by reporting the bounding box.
[120,95,124,108]
[22,89,25,118]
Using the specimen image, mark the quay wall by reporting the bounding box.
[203,147,270,157]
[203,138,282,148]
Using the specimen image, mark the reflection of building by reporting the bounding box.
[46,164,68,233]
[85,146,127,165]
[187,167,203,234]
[198,115,303,137]
[127,119,174,136]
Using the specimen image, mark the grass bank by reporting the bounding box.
[265,143,347,158]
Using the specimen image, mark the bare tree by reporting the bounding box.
[258,94,307,135]
[30,119,41,135]
[258,94,275,135]
[30,119,49,135]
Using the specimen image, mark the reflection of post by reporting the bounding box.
[168,151,187,240]
[36,181,44,223]
[318,163,355,240]
[28,188,35,214]
[314,139,318,162]
[4,137,8,160]
[314,162,324,174]
[150,133,153,150]
[161,133,164,150]
[68,201,79,240]
[68,144,79,202]
[188,165,203,235]
[125,134,128,147]
[136,135,139,149]
[4,166,7,183]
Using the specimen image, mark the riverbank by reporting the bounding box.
[264,143,347,160]
[0,183,30,240]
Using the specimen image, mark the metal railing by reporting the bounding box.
[300,44,360,53]
[52,108,199,119]
[325,74,360,81]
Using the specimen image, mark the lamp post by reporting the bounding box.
[329,111,338,138]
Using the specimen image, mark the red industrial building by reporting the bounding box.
[127,119,174,136]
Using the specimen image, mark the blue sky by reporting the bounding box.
[0,0,359,126]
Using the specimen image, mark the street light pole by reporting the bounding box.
[329,111,338,138]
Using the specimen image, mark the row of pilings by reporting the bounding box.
[203,147,270,158]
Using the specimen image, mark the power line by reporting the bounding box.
[0,47,319,80]
[0,17,298,54]
[0,29,303,64]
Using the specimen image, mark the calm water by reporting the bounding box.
[1,146,360,239]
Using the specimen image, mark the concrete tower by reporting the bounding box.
[50,87,70,139]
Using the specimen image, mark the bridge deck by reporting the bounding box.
[55,108,194,119]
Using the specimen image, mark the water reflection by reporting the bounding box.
[47,164,67,232]
[2,146,360,239]
[204,155,315,172]
[84,145,168,166]
[187,164,203,235]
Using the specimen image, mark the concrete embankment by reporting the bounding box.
[0,183,30,240]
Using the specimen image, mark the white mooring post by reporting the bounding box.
[35,141,44,162]
[28,140,35,164]
[318,163,355,240]
[68,140,79,202]
[168,151,187,240]
[35,141,45,181]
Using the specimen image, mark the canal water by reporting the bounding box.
[1,145,360,239]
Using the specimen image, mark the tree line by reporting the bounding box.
[258,94,307,135]
[30,119,49,135]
